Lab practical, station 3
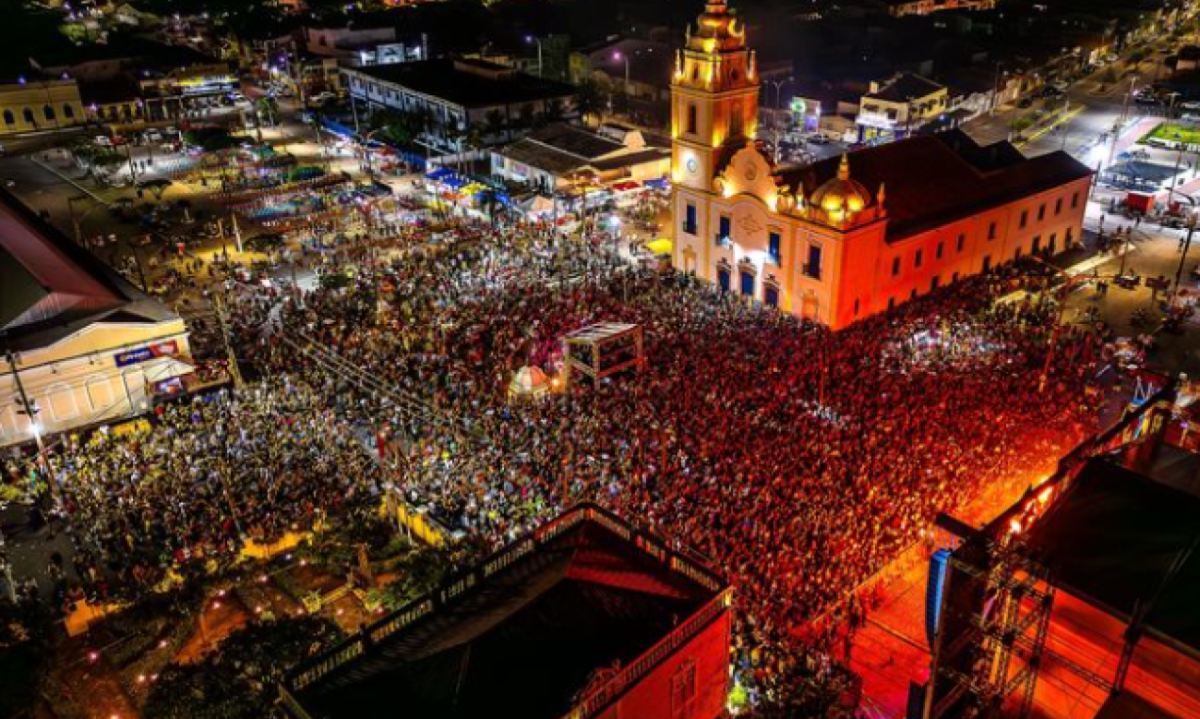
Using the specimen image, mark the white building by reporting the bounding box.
[491,122,670,192]
[0,191,191,447]
[342,59,577,151]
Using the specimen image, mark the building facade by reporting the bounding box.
[670,0,1093,329]
[342,59,577,151]
[0,191,191,446]
[491,122,670,192]
[856,72,949,144]
[0,79,87,136]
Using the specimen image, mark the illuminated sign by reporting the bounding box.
[115,340,180,368]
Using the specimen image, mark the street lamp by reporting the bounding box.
[525,35,544,77]
[767,77,792,109]
[613,51,631,96]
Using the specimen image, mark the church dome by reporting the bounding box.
[810,155,872,216]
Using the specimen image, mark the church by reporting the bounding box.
[670,0,1094,328]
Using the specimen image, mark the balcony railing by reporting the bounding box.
[563,588,732,719]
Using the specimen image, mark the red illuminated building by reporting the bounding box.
[280,504,732,719]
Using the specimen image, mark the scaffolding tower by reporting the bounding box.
[924,528,1055,719]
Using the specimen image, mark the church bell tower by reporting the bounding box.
[671,0,761,192]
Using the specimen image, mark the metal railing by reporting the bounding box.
[282,502,725,702]
[564,588,732,719]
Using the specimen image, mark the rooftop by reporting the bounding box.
[865,72,946,103]
[777,130,1093,239]
[283,504,726,719]
[0,188,176,351]
[347,58,575,108]
[1027,451,1200,660]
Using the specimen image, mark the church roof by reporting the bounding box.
[777,130,1093,240]
[0,188,177,351]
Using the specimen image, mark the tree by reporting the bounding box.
[539,98,566,127]
[484,108,507,142]
[375,546,454,611]
[138,178,173,200]
[575,79,602,120]
[256,97,278,128]
[183,127,239,152]
[143,617,343,719]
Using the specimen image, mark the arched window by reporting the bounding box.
[2,110,13,126]
[62,103,74,119]
[22,107,34,124]
[43,105,55,121]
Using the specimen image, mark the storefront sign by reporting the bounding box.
[115,340,180,368]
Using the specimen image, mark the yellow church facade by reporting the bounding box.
[669,0,1094,329]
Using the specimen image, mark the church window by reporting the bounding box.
[768,231,781,264]
[730,99,743,136]
[804,245,822,279]
[683,203,697,234]
[717,215,732,245]
[687,103,697,134]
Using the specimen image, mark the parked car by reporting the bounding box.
[94,135,113,146]
[1180,100,1200,112]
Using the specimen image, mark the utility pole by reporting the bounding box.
[4,344,57,502]
[212,292,245,388]
[1172,217,1196,310]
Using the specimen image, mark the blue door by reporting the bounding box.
[765,286,779,307]
[718,268,730,292]
[740,271,754,297]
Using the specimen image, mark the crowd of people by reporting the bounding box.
[25,217,1105,710]
[236,225,1100,703]
[43,378,382,605]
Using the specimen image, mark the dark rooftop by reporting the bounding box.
[348,59,575,108]
[778,130,1093,240]
[1027,453,1200,660]
[0,188,177,350]
[33,34,218,71]
[284,505,726,719]
[865,72,946,103]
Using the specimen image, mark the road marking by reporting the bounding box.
[1016,105,1086,149]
